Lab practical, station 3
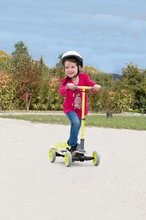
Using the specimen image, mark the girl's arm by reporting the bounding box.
[59,84,67,96]
[84,73,101,92]
[84,73,95,87]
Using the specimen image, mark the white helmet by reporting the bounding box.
[61,50,83,67]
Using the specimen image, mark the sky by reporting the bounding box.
[1,0,146,74]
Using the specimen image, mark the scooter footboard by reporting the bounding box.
[72,154,94,162]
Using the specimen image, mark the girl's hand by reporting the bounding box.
[66,83,75,90]
[93,84,101,92]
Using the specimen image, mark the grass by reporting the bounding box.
[0,114,146,130]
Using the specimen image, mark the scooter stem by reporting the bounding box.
[80,88,85,140]
[74,86,94,149]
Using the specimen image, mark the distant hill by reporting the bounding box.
[112,73,122,80]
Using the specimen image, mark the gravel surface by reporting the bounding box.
[0,118,146,220]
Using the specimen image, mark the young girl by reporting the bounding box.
[59,51,101,153]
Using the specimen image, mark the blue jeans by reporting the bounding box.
[66,111,81,147]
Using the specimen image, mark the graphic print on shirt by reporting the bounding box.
[73,93,81,109]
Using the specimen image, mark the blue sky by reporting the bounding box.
[1,0,146,74]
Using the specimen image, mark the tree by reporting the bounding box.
[47,67,64,110]
[55,52,64,67]
[0,50,11,62]
[30,58,50,111]
[11,42,43,110]
[12,41,29,58]
[0,71,16,110]
[121,63,146,112]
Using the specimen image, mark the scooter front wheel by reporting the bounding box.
[48,148,56,163]
[92,151,100,166]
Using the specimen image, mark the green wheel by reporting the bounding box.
[48,148,56,163]
[64,152,72,167]
[92,151,100,166]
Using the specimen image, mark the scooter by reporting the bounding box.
[48,86,100,167]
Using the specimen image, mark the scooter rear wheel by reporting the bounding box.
[92,151,100,166]
[64,152,72,167]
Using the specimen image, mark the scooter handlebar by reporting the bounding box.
[74,86,95,90]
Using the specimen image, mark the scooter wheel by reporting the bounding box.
[48,148,56,163]
[92,151,100,166]
[64,152,72,167]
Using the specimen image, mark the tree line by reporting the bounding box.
[0,41,146,113]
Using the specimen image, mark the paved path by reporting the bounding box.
[0,118,146,220]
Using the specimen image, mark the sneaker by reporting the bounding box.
[69,146,77,153]
[76,145,86,153]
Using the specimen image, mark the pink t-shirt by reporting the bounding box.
[59,72,95,119]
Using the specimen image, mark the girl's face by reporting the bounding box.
[64,60,78,78]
